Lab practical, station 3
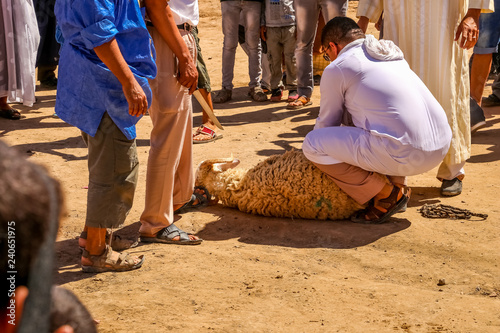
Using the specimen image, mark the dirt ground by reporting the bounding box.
[2,1,500,332]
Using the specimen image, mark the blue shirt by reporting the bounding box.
[54,0,157,140]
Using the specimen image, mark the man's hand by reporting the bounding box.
[455,9,481,50]
[177,58,198,94]
[94,39,149,116]
[260,26,267,41]
[123,79,148,117]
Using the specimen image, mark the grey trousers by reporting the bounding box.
[294,0,348,97]
[266,25,297,90]
[221,0,262,90]
[82,113,139,229]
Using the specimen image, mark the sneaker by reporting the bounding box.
[212,88,232,103]
[249,86,268,102]
[440,178,462,196]
[270,88,283,102]
[287,90,299,102]
[262,85,271,94]
[470,97,486,134]
[482,94,500,108]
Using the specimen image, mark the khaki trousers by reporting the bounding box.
[139,27,196,236]
[82,113,139,229]
[314,162,406,205]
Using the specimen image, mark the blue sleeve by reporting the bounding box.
[71,0,119,49]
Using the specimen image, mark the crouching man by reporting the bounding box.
[302,17,452,224]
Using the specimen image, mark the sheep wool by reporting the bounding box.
[196,149,365,220]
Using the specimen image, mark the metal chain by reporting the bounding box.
[419,203,488,220]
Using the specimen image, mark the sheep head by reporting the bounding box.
[195,156,242,194]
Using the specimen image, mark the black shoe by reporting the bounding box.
[482,94,500,108]
[40,77,58,88]
[441,178,462,196]
[470,97,486,134]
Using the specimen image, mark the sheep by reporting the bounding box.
[195,149,365,220]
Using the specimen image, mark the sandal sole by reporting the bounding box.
[193,134,223,144]
[81,255,145,273]
[351,189,410,224]
[140,236,203,245]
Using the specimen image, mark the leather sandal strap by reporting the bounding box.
[199,125,216,138]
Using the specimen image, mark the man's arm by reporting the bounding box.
[94,39,148,117]
[144,0,198,94]
[315,66,345,130]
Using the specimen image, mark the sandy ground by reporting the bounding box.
[1,1,500,332]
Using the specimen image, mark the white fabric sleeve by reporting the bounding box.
[314,64,345,130]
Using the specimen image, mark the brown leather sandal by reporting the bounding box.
[351,186,411,224]
[81,246,144,273]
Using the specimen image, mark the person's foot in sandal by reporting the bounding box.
[81,246,144,273]
[351,185,411,224]
[78,230,138,252]
[287,95,312,109]
[140,224,203,245]
[0,98,21,120]
[174,186,210,214]
[193,124,223,144]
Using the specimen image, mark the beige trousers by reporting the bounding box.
[314,162,406,205]
[139,28,196,236]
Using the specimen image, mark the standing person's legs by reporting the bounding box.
[266,27,284,91]
[80,113,143,272]
[140,28,201,244]
[282,25,298,98]
[220,1,241,91]
[319,0,348,21]
[191,26,223,143]
[261,43,272,91]
[293,0,319,100]
[241,0,262,89]
[470,5,500,105]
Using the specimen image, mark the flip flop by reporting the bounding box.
[174,186,210,214]
[0,108,21,120]
[287,96,312,109]
[193,125,223,144]
[140,224,203,245]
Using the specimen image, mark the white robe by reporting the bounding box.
[0,0,39,106]
[357,0,494,176]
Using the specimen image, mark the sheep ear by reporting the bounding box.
[212,159,240,172]
[212,163,224,172]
